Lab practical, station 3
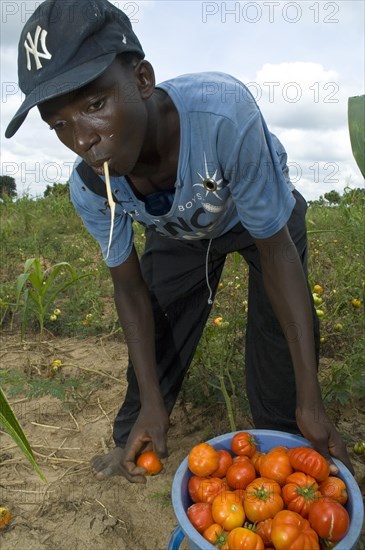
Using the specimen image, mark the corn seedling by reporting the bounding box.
[15,257,92,340]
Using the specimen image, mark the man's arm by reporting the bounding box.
[109,246,169,479]
[254,225,353,473]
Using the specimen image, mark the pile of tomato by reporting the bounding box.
[186,432,350,550]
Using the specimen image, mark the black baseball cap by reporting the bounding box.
[5,0,144,138]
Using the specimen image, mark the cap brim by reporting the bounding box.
[5,53,116,138]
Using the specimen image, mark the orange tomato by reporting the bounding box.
[287,447,330,482]
[203,523,227,546]
[271,510,319,550]
[244,477,284,523]
[226,457,257,490]
[188,442,219,476]
[231,432,257,457]
[259,449,293,486]
[0,507,11,529]
[256,518,273,547]
[136,450,163,475]
[319,476,348,505]
[212,491,245,531]
[211,449,233,478]
[282,472,321,518]
[227,527,265,549]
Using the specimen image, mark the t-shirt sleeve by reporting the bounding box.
[69,163,134,267]
[218,100,296,239]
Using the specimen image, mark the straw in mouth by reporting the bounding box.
[104,161,115,259]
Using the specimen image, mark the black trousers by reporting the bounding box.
[113,190,320,447]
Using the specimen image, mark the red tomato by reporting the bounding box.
[212,491,245,531]
[282,472,321,518]
[244,477,284,522]
[188,476,204,503]
[227,527,265,549]
[308,497,350,542]
[211,449,233,478]
[287,447,330,482]
[259,449,293,486]
[256,518,273,547]
[231,432,257,457]
[136,450,163,475]
[191,476,227,503]
[251,450,265,474]
[203,523,227,547]
[271,510,319,550]
[188,442,219,476]
[226,458,256,490]
[187,502,214,534]
[319,476,348,505]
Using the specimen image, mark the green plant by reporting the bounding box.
[15,257,92,339]
[0,386,45,480]
[348,95,365,178]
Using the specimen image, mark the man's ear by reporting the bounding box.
[135,60,155,99]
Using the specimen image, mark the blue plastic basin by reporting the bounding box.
[169,430,364,550]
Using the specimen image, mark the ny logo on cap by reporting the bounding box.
[24,25,52,71]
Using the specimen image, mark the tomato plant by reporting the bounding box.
[188,442,219,476]
[227,527,265,549]
[259,448,293,486]
[319,476,348,505]
[282,472,321,518]
[135,450,163,475]
[211,449,233,478]
[187,502,214,534]
[308,497,350,542]
[226,458,256,490]
[271,510,319,549]
[244,477,284,522]
[231,432,257,457]
[287,447,330,481]
[212,491,245,530]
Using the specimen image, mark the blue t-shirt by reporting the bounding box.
[70,72,295,267]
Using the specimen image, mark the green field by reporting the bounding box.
[0,187,364,430]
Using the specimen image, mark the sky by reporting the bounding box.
[1,0,364,201]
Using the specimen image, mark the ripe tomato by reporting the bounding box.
[227,527,265,549]
[259,448,293,486]
[251,450,265,474]
[226,458,256,490]
[244,477,284,522]
[211,449,233,478]
[188,475,227,503]
[282,472,321,518]
[136,450,163,475]
[308,497,350,542]
[287,447,330,482]
[319,476,348,505]
[231,432,257,457]
[188,442,219,476]
[0,507,11,529]
[256,518,273,547]
[271,510,319,550]
[212,491,245,531]
[203,523,227,547]
[187,502,214,534]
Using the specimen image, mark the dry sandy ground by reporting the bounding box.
[0,333,364,549]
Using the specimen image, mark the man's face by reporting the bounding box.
[38,59,149,177]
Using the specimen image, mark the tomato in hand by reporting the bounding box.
[188,442,219,476]
[211,449,233,478]
[271,510,319,550]
[227,527,265,549]
[319,476,348,505]
[231,432,257,457]
[287,447,330,482]
[136,450,163,475]
[308,497,350,542]
[226,457,256,490]
[187,502,214,534]
[244,477,284,522]
[212,490,245,531]
[259,448,293,486]
[282,472,321,518]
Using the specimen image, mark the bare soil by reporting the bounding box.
[0,332,364,549]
